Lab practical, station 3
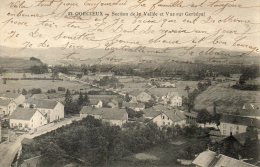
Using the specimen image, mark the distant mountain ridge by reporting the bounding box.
[0,46,259,66]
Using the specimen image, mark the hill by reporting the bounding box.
[194,81,259,114]
[0,56,43,71]
[0,46,259,66]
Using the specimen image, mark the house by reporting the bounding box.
[184,111,198,125]
[9,108,47,131]
[220,114,260,136]
[122,102,145,112]
[0,99,17,116]
[241,103,260,119]
[128,90,152,103]
[89,99,103,108]
[143,106,186,127]
[0,93,25,105]
[193,150,257,167]
[169,95,182,107]
[80,107,128,127]
[24,99,64,123]
[88,95,119,108]
[159,82,176,88]
[162,92,182,107]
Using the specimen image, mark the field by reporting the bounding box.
[0,80,89,93]
[109,138,196,167]
[0,57,42,70]
[194,81,259,113]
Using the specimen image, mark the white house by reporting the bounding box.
[0,93,25,105]
[0,99,17,116]
[9,108,47,131]
[80,107,128,127]
[24,99,64,123]
[220,114,260,136]
[122,102,145,112]
[129,90,152,103]
[143,106,186,127]
[89,99,103,108]
[161,92,182,107]
[169,96,182,107]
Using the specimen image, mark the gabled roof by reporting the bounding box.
[122,102,145,108]
[89,99,102,105]
[221,114,260,128]
[0,92,22,99]
[143,106,185,122]
[163,110,186,122]
[9,108,40,120]
[80,107,127,121]
[193,150,257,167]
[128,89,148,97]
[0,99,13,106]
[26,99,59,109]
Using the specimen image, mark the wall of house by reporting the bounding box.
[51,102,64,122]
[0,106,7,116]
[0,102,17,116]
[7,102,17,115]
[153,113,174,127]
[80,113,102,119]
[10,111,47,130]
[104,119,125,127]
[170,97,182,107]
[220,122,248,136]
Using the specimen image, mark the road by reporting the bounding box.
[0,116,82,167]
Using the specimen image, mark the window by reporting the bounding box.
[163,122,165,125]
[25,124,28,128]
[168,122,170,125]
[222,123,226,129]
[19,123,22,127]
[162,115,165,119]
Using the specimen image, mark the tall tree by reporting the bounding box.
[83,92,90,106]
[77,92,84,106]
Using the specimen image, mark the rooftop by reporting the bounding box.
[193,150,257,167]
[0,99,13,106]
[0,92,22,99]
[9,108,39,120]
[221,114,260,128]
[80,106,127,121]
[26,99,60,109]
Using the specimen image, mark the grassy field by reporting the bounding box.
[0,80,90,93]
[194,81,259,113]
[109,138,196,167]
[0,57,42,70]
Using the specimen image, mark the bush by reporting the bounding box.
[58,87,66,91]
[30,88,42,94]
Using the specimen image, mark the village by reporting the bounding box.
[0,64,259,167]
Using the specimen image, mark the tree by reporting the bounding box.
[77,92,84,106]
[64,89,73,115]
[125,93,132,102]
[196,109,212,126]
[212,102,221,127]
[83,92,90,106]
[184,85,190,95]
[22,89,27,95]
